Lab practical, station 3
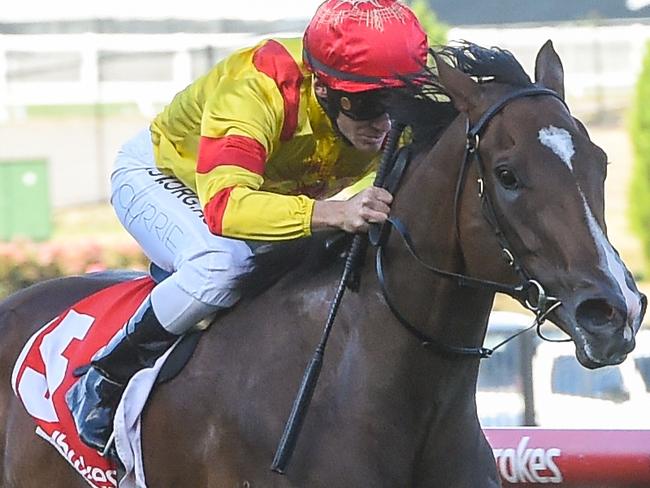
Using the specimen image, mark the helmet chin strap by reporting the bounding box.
[314,81,354,146]
[316,89,354,146]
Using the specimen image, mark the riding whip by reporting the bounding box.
[271,121,405,474]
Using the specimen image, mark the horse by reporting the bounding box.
[0,40,646,488]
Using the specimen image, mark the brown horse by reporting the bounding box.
[0,41,646,488]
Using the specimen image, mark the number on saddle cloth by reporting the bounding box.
[11,278,156,488]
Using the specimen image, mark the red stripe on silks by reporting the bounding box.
[197,135,267,175]
[204,187,235,235]
[252,40,303,141]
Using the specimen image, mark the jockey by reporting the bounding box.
[67,0,428,453]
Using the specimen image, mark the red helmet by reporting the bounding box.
[303,0,428,93]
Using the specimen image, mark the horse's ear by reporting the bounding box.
[534,40,565,100]
[433,53,481,114]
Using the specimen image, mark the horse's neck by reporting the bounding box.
[381,118,495,345]
[350,120,496,401]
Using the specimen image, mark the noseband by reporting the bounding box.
[375,87,568,358]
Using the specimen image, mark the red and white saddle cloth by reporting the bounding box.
[11,276,164,488]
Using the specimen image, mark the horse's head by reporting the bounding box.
[435,41,646,368]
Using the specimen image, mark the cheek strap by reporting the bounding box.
[315,90,353,147]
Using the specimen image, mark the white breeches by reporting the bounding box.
[110,129,255,334]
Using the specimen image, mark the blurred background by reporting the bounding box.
[1,0,650,430]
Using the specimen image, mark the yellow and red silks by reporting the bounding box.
[150,37,380,241]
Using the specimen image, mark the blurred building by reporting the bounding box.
[1,2,649,208]
[428,0,650,25]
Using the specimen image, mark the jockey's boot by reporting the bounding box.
[66,297,178,453]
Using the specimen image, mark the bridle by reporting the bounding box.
[270,86,573,473]
[373,87,570,359]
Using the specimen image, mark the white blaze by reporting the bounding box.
[537,125,641,326]
[538,126,575,171]
[581,196,642,326]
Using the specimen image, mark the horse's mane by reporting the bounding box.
[387,41,533,153]
[438,41,532,87]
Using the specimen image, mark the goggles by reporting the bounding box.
[329,88,389,121]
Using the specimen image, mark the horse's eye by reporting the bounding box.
[495,167,519,189]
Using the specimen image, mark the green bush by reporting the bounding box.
[0,240,148,300]
[405,0,448,47]
[630,41,650,275]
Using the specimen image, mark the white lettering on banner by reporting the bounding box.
[493,436,563,484]
[49,430,118,487]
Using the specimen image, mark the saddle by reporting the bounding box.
[157,231,352,383]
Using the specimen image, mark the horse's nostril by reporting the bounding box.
[576,299,618,327]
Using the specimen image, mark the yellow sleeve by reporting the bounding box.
[197,52,315,241]
[221,186,315,240]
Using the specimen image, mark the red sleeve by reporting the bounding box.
[196,135,267,175]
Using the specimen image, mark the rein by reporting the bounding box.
[271,123,405,474]
[374,87,568,358]
[272,87,570,474]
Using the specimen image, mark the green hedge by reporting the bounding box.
[0,240,148,299]
[630,41,650,275]
[405,0,448,47]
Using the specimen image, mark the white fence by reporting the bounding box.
[1,22,650,117]
[0,32,296,119]
[0,23,649,207]
[449,22,650,113]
